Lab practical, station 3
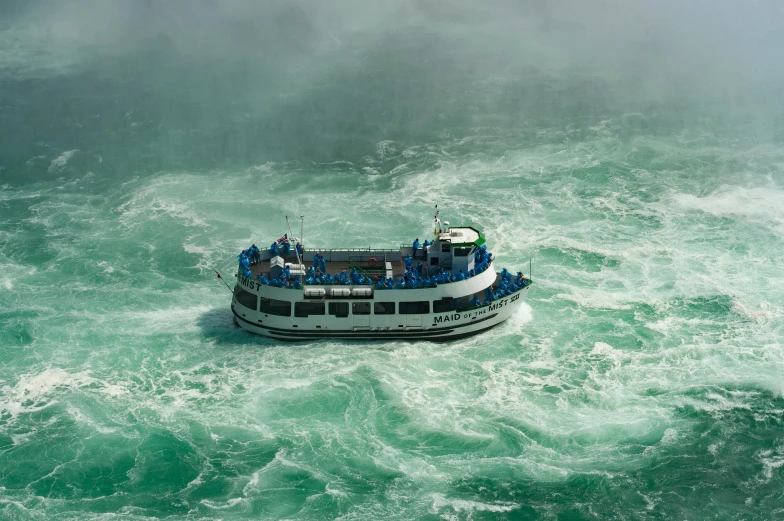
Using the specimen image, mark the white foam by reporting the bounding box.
[200,497,246,510]
[429,493,519,514]
[0,368,128,423]
[550,291,633,310]
[674,185,784,237]
[674,185,784,219]
[644,316,716,334]
[47,150,78,173]
[757,448,784,482]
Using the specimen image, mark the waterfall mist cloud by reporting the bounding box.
[1,0,783,171]
[4,0,783,92]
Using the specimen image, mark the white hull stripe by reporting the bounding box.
[232,307,500,337]
[235,316,507,342]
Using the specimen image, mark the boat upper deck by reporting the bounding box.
[250,256,407,280]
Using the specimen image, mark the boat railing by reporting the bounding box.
[303,247,401,253]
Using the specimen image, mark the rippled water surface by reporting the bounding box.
[1,2,784,520]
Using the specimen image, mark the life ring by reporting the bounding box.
[368,257,378,267]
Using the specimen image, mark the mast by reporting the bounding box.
[285,215,304,287]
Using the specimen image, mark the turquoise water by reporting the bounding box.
[2,2,784,519]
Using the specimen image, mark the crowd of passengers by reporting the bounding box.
[236,240,529,301]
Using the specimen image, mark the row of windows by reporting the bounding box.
[236,287,475,317]
[234,288,292,316]
[319,301,431,316]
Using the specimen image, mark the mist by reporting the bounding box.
[2,0,783,180]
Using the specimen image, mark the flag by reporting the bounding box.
[214,269,223,279]
[277,234,289,244]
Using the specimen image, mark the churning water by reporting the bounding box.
[1,1,783,519]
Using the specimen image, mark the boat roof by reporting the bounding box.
[436,226,485,248]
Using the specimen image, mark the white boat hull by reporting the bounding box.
[231,273,530,342]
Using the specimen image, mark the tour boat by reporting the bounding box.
[230,211,532,341]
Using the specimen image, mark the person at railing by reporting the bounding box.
[404,253,413,270]
[470,296,481,307]
[238,252,252,278]
[313,253,324,275]
[295,243,303,257]
[412,238,420,257]
[269,242,279,257]
[423,240,430,257]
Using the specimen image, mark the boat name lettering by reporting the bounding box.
[433,313,462,324]
[239,274,257,291]
[432,295,516,326]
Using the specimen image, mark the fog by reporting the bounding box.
[1,0,783,176]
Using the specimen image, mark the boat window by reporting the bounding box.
[432,298,454,313]
[453,247,471,257]
[374,302,395,315]
[441,244,450,253]
[352,302,371,315]
[234,286,258,310]
[295,302,326,317]
[429,257,439,266]
[329,302,349,318]
[453,296,471,310]
[260,297,291,317]
[399,301,430,314]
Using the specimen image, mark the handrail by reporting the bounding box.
[303,247,401,253]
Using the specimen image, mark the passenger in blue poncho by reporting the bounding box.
[412,238,420,257]
[470,296,480,307]
[423,240,430,257]
[484,287,494,301]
